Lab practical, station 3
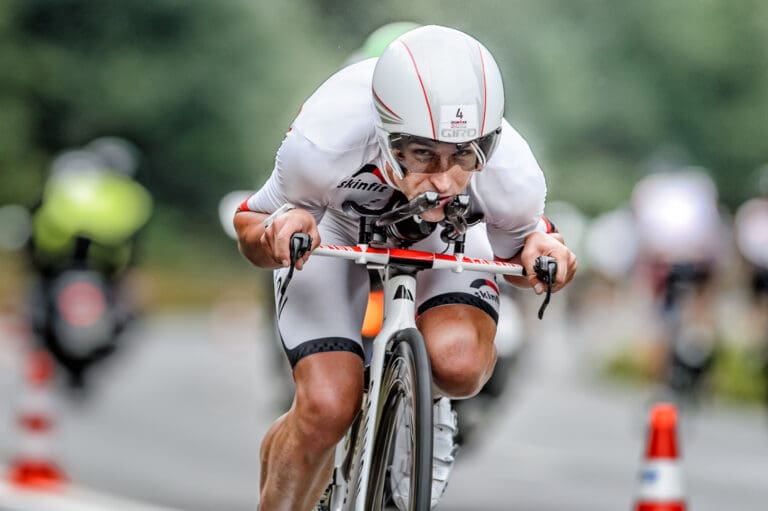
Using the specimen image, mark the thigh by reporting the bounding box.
[411,223,500,323]
[275,212,369,369]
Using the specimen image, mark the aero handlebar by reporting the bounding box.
[286,233,558,319]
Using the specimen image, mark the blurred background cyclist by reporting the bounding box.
[631,163,727,404]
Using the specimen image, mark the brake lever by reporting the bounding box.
[533,256,558,320]
[279,233,313,297]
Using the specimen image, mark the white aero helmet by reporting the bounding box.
[372,25,504,180]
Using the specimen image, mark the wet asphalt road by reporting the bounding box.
[1,301,767,511]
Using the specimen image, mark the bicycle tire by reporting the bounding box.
[366,328,433,511]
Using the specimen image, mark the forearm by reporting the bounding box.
[234,211,279,269]
[234,206,320,270]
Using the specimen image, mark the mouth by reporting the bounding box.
[418,196,452,220]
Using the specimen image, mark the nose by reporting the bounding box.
[428,166,456,193]
[436,155,453,173]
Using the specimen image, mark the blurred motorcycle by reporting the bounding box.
[26,140,152,394]
[30,253,131,391]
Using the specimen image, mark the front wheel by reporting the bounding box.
[366,328,433,511]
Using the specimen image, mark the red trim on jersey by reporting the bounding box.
[373,88,402,120]
[479,43,488,135]
[238,199,250,212]
[400,41,436,139]
[542,215,553,233]
[372,167,386,183]
[541,215,558,234]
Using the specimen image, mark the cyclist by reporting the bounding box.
[234,25,577,510]
[346,20,535,450]
[631,168,724,401]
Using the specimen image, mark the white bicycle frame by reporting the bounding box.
[312,243,525,510]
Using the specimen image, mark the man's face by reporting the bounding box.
[388,138,477,222]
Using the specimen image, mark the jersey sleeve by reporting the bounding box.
[241,128,345,222]
[473,120,547,259]
[242,61,379,222]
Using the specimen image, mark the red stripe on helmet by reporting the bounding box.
[372,88,402,120]
[400,41,436,139]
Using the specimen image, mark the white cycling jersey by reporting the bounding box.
[244,59,547,260]
[242,59,548,367]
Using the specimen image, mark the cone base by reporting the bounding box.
[636,501,686,511]
[7,460,67,490]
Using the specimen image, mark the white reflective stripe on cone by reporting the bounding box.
[636,460,684,500]
[17,433,54,460]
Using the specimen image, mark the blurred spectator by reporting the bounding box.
[631,168,726,402]
[27,138,153,392]
[734,165,768,400]
[578,206,642,361]
[583,206,638,285]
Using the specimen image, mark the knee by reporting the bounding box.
[293,381,362,450]
[429,329,495,399]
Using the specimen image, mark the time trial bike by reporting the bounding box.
[282,191,557,510]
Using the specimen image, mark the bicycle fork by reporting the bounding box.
[330,272,420,510]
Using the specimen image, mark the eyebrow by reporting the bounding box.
[405,138,438,148]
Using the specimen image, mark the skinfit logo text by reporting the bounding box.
[337,179,388,193]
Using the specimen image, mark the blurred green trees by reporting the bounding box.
[1,0,766,237]
[0,0,340,232]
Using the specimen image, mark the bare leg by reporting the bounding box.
[259,351,363,511]
[418,304,497,399]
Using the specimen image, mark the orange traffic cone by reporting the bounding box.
[634,403,685,511]
[6,349,67,490]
